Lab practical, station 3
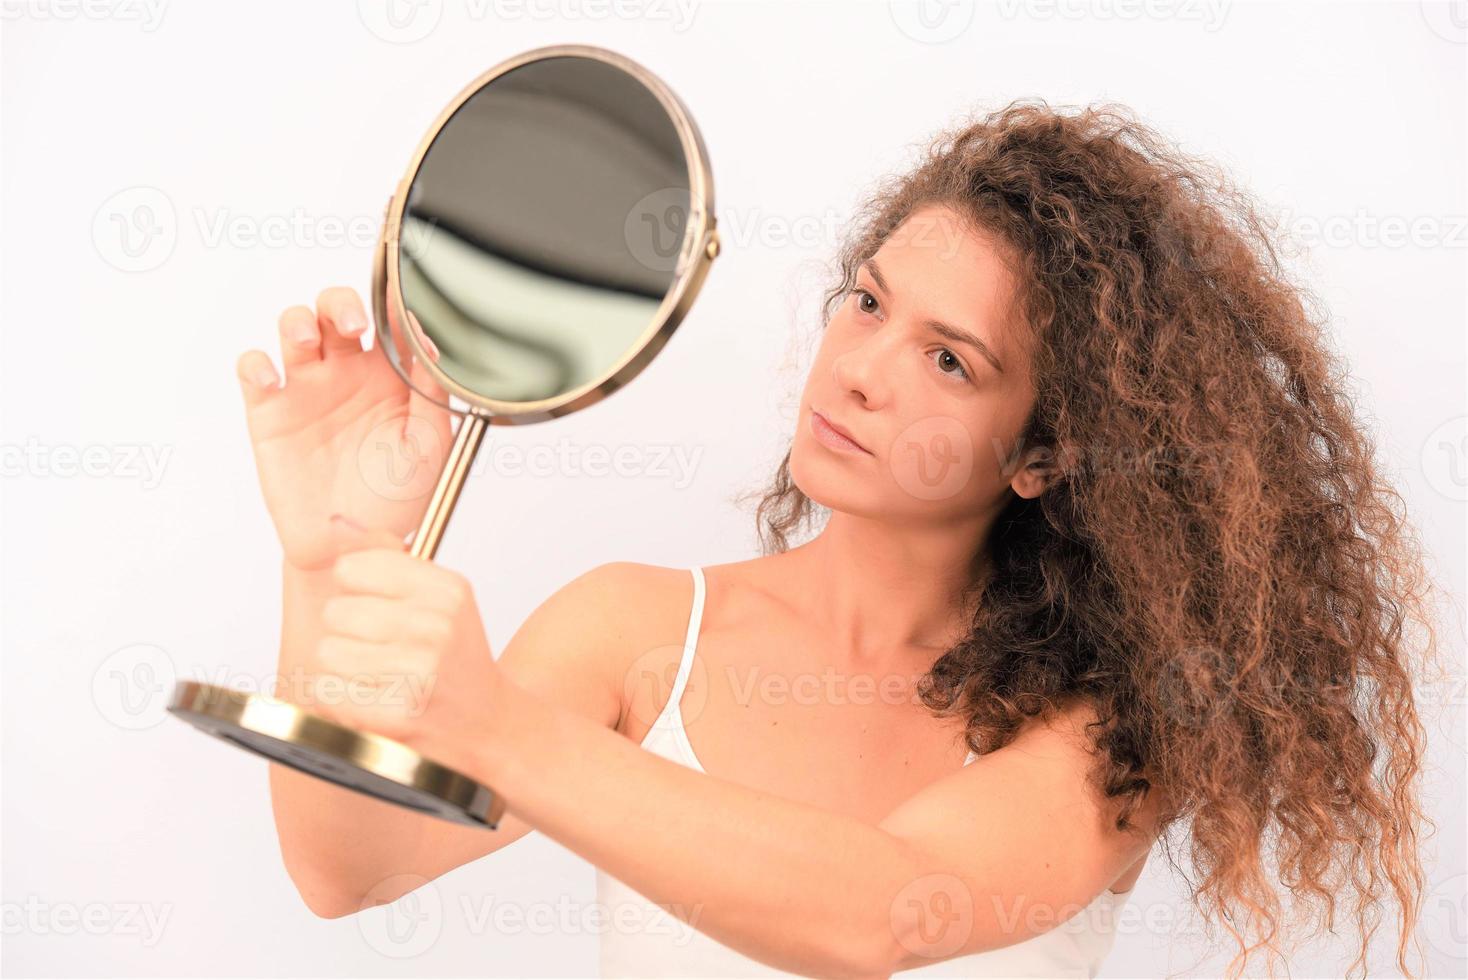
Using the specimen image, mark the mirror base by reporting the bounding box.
[167,681,505,830]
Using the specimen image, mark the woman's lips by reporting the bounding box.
[810,410,872,455]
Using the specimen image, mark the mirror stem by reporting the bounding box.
[410,411,490,561]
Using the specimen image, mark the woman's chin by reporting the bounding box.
[789,450,882,516]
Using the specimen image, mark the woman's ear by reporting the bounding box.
[1010,443,1061,499]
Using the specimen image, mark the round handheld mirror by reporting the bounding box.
[169,44,719,830]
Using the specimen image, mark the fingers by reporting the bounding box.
[277,304,320,373]
[321,594,451,647]
[315,286,369,357]
[328,516,467,609]
[405,309,439,364]
[404,310,452,436]
[317,633,434,680]
[333,547,448,600]
[236,349,279,409]
[321,594,400,644]
[312,634,434,735]
[273,286,365,379]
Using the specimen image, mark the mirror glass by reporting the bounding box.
[396,55,694,406]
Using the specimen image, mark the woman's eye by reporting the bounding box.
[853,288,880,316]
[930,347,971,383]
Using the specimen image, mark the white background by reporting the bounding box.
[2,0,1465,976]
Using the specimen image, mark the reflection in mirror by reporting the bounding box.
[400,56,693,404]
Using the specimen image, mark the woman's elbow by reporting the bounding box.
[281,861,365,920]
[816,922,903,979]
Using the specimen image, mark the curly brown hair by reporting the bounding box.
[744,99,1445,978]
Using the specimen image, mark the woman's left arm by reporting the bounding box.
[483,676,1159,978]
[316,541,1160,978]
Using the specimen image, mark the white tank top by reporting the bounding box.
[595,567,1131,978]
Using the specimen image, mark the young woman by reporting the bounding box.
[237,100,1441,978]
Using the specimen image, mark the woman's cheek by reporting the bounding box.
[885,413,978,502]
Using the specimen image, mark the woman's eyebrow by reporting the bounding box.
[862,258,1005,374]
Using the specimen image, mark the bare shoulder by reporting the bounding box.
[583,556,788,739]
[1009,697,1170,846]
[510,560,699,662]
[541,560,694,626]
[1011,697,1109,752]
[496,560,708,735]
[519,557,698,627]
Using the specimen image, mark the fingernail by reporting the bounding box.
[330,513,366,532]
[290,323,317,346]
[253,366,278,387]
[342,311,367,337]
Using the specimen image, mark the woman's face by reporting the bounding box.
[790,204,1049,526]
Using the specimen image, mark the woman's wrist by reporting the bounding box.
[282,556,335,597]
[275,556,336,703]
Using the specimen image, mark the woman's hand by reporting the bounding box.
[235,287,453,572]
[306,515,502,776]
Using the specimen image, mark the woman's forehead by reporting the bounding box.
[868,206,1026,360]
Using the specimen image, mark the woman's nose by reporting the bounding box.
[830,332,892,410]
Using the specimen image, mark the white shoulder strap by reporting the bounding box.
[665,566,706,711]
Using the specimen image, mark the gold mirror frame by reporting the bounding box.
[377,42,720,562]
[169,44,719,830]
[376,43,719,424]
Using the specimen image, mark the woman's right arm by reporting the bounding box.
[270,555,637,919]
[268,557,538,918]
[235,287,635,918]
